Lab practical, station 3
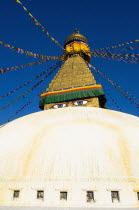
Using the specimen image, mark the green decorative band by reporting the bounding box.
[39,88,107,109]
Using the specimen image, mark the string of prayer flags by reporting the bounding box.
[92,53,131,63]
[0,61,61,99]
[93,52,139,58]
[92,39,139,52]
[0,40,62,59]
[98,44,139,54]
[88,63,139,108]
[104,88,122,111]
[97,55,138,64]
[4,95,39,125]
[0,59,48,74]
[0,61,61,111]
[91,52,139,63]
[14,0,64,50]
[2,84,49,125]
[94,75,122,112]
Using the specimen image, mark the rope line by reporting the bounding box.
[93,44,139,54]
[103,88,122,111]
[0,86,48,127]
[0,61,61,111]
[0,59,48,74]
[0,61,60,99]
[14,0,64,50]
[91,52,139,63]
[93,75,122,111]
[93,54,138,64]
[1,95,38,126]
[0,40,62,59]
[0,62,64,126]
[88,63,139,109]
[92,52,139,58]
[91,39,139,52]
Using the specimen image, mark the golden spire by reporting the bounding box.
[39,31,107,110]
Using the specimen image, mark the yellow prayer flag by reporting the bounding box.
[29,13,33,17]
[15,0,21,3]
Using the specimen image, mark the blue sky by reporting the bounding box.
[0,0,139,125]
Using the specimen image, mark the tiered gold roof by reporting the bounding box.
[47,55,96,91]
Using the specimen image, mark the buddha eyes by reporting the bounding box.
[73,101,88,106]
[51,100,88,109]
[52,104,67,109]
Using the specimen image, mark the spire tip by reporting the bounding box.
[74,29,80,34]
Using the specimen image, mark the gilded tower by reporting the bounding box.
[39,30,107,110]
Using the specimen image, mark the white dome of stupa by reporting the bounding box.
[0,107,139,207]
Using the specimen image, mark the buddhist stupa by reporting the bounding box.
[0,30,139,208]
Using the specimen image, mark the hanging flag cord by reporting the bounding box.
[88,63,139,109]
[0,61,61,99]
[14,0,64,50]
[92,44,139,54]
[104,88,122,111]
[0,91,41,128]
[0,40,62,59]
[0,61,62,112]
[93,75,122,112]
[1,93,39,127]
[91,52,139,64]
[91,39,139,52]
[0,61,62,127]
[0,59,48,74]
[105,44,139,54]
